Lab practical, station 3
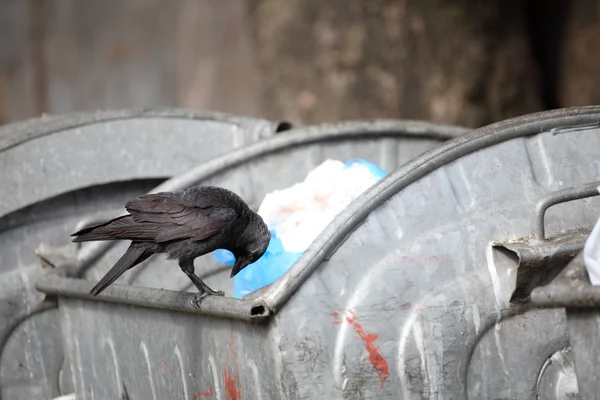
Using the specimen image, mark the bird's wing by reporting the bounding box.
[124,192,237,243]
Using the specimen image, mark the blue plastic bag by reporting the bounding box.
[345,158,388,180]
[213,158,388,298]
[214,232,302,298]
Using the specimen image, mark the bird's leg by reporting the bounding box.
[178,259,224,306]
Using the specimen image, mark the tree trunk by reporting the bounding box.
[247,0,543,128]
[558,0,600,107]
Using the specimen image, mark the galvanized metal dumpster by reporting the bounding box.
[0,108,290,400]
[33,106,600,399]
[0,111,467,400]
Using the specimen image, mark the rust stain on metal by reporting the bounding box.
[193,388,214,399]
[332,309,390,387]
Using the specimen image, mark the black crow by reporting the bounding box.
[71,185,271,302]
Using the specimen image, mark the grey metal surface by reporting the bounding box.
[532,252,600,399]
[565,308,600,400]
[0,108,288,400]
[494,232,587,304]
[535,348,580,400]
[36,106,600,399]
[532,251,600,308]
[0,108,290,218]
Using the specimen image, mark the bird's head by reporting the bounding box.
[231,214,271,278]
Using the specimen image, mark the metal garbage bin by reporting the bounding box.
[0,108,289,400]
[21,115,469,400]
[35,106,600,399]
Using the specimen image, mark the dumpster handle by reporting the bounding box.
[530,251,600,308]
[533,182,600,241]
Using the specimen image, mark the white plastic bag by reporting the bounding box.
[584,186,600,285]
[257,159,384,253]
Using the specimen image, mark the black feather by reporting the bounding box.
[71,185,271,297]
[89,244,152,296]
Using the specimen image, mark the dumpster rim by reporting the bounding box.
[0,107,292,152]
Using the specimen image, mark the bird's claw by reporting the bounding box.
[190,290,225,308]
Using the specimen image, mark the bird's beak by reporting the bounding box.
[231,257,251,278]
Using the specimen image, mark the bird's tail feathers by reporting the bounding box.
[89,245,150,296]
[71,215,129,242]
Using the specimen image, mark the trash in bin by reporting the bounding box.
[584,185,600,285]
[214,158,388,297]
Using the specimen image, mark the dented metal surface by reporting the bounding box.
[30,106,600,399]
[534,348,580,399]
[494,232,588,304]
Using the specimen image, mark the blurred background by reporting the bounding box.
[2,2,600,399]
[0,0,599,128]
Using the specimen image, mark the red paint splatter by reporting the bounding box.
[332,311,343,324]
[332,310,390,387]
[401,303,412,310]
[222,331,242,400]
[157,359,174,376]
[223,366,241,400]
[193,388,214,399]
